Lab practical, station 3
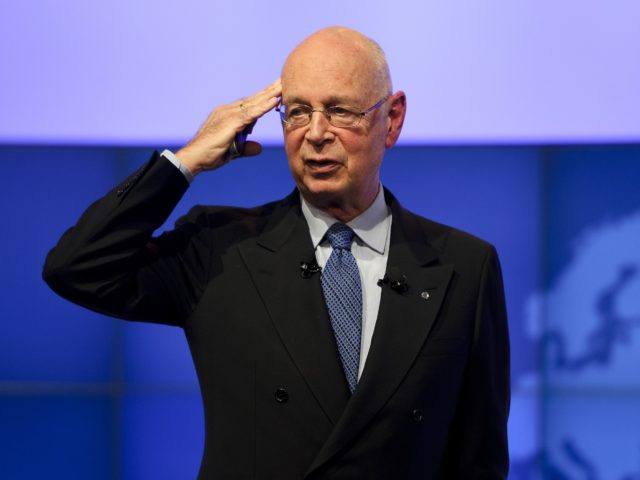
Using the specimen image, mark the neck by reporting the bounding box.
[303,184,380,223]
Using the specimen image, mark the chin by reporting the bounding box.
[299,181,345,207]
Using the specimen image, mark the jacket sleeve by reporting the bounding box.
[42,152,207,326]
[443,246,511,478]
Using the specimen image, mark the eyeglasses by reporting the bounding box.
[276,95,390,128]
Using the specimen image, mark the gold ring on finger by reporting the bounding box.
[239,101,250,119]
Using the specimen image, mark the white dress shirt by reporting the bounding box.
[162,150,392,378]
[301,188,392,379]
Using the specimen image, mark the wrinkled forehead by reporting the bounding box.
[281,38,382,104]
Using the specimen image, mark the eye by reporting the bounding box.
[328,106,353,117]
[287,105,310,119]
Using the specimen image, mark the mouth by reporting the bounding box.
[304,159,342,175]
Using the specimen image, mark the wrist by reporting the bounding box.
[175,147,204,177]
[161,149,196,183]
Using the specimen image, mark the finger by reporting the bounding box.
[233,103,276,131]
[231,79,280,110]
[237,79,282,117]
[255,78,281,97]
[242,141,262,157]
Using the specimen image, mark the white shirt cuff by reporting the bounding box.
[161,149,194,183]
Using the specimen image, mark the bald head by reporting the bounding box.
[282,27,392,103]
[279,27,406,222]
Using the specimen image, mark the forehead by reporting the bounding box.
[281,39,379,104]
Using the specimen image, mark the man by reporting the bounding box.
[44,27,510,478]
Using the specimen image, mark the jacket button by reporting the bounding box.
[412,408,424,422]
[275,388,289,403]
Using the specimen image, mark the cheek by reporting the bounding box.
[284,135,304,179]
[284,131,303,158]
[343,132,378,158]
[345,138,385,178]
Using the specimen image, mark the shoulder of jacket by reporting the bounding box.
[400,207,495,260]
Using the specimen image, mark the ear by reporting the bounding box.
[385,91,407,149]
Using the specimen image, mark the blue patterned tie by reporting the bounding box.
[321,223,362,393]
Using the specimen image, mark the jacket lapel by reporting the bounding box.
[238,193,350,426]
[305,192,454,476]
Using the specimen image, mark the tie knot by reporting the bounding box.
[326,223,355,250]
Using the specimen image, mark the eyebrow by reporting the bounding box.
[283,95,359,107]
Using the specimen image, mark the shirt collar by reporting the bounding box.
[300,186,391,255]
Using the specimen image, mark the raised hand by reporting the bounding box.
[176,79,282,176]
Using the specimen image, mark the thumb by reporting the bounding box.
[242,141,263,157]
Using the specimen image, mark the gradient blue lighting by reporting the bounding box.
[1,1,639,145]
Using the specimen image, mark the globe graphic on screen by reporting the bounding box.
[511,211,640,479]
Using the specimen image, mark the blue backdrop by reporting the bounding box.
[1,144,639,479]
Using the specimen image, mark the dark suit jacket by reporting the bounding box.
[44,153,510,479]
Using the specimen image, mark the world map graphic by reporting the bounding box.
[510,211,640,479]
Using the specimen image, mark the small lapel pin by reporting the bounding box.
[420,291,430,301]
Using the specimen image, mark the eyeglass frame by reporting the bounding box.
[276,95,391,129]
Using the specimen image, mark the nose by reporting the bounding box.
[305,110,333,145]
